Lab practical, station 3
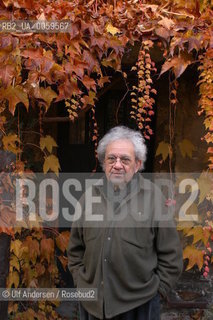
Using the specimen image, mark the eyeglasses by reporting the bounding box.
[105,155,132,166]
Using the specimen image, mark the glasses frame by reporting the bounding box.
[105,155,134,166]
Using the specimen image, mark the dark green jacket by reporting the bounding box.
[67,175,183,319]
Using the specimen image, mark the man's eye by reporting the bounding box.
[108,156,116,162]
[121,158,131,164]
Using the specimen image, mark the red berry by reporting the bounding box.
[205,266,210,273]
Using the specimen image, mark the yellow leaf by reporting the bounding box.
[177,221,194,231]
[106,23,120,36]
[196,173,212,204]
[178,139,196,158]
[0,85,29,114]
[155,141,170,161]
[0,116,6,129]
[43,155,60,175]
[40,135,58,153]
[183,245,204,271]
[2,134,21,154]
[11,239,22,258]
[39,87,57,110]
[10,254,20,272]
[8,270,19,288]
[184,226,210,246]
[8,302,18,315]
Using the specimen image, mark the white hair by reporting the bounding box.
[97,126,147,170]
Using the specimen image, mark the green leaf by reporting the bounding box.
[156,141,170,161]
[43,155,60,175]
[178,139,196,158]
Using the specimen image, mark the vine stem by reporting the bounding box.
[21,130,42,136]
[168,71,177,201]
[18,108,21,162]
[23,143,47,156]
[43,227,60,237]
[115,75,129,124]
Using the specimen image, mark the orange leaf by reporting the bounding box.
[0,65,16,88]
[58,255,68,271]
[22,236,40,264]
[40,238,54,264]
[160,53,192,78]
[55,231,70,253]
[183,245,204,270]
[81,75,96,91]
[207,147,213,154]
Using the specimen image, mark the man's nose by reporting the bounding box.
[113,158,123,169]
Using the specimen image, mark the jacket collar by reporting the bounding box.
[95,173,151,197]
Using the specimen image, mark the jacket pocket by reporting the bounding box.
[120,227,154,249]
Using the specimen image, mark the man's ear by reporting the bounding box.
[135,160,142,173]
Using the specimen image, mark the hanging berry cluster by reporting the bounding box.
[168,76,179,172]
[90,106,99,171]
[65,98,80,121]
[130,40,157,139]
[202,243,212,278]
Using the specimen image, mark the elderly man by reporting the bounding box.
[67,126,183,320]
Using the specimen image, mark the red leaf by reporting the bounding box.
[81,75,96,91]
[55,77,81,102]
[160,53,192,78]
[0,65,16,87]
[207,147,213,154]
[21,48,43,59]
[83,50,98,74]
[155,26,170,41]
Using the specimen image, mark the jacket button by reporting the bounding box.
[107,237,111,240]
[104,258,107,262]
[101,281,104,285]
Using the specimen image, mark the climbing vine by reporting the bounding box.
[0,0,213,318]
[130,40,157,139]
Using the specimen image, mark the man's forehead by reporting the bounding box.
[105,139,135,151]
